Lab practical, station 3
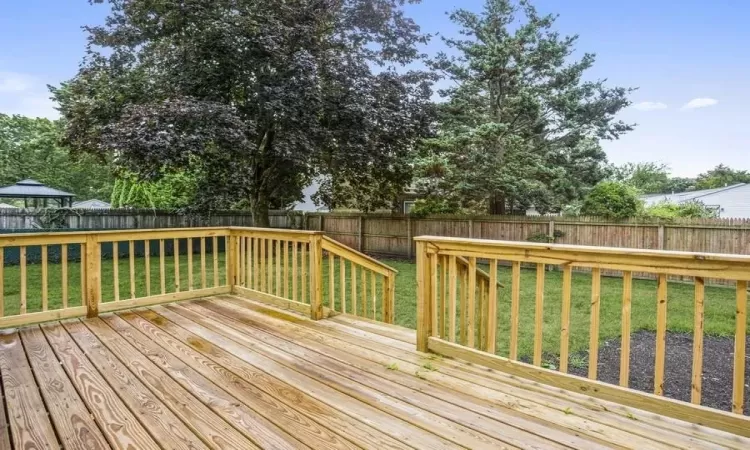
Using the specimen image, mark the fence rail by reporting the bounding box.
[414,235,750,436]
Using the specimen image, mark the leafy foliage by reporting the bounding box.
[643,200,718,219]
[414,0,633,214]
[0,114,113,202]
[695,164,750,189]
[110,172,197,209]
[610,161,698,194]
[580,181,641,219]
[52,0,435,224]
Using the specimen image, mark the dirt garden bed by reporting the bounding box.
[544,331,750,414]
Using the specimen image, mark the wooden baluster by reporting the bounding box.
[438,256,446,338]
[486,260,498,354]
[253,238,260,290]
[61,245,67,309]
[534,263,545,366]
[226,236,233,286]
[360,267,367,317]
[20,246,26,314]
[260,238,267,292]
[329,253,335,311]
[309,236,324,319]
[239,236,245,286]
[351,261,357,316]
[267,239,274,293]
[80,243,86,305]
[467,257,477,348]
[283,241,289,299]
[200,238,206,289]
[128,241,136,299]
[292,242,298,301]
[559,264,572,373]
[691,276,704,403]
[159,239,166,294]
[275,240,282,296]
[620,271,633,386]
[144,240,151,296]
[84,236,101,318]
[372,268,378,320]
[654,273,667,394]
[173,238,180,292]
[300,243,307,302]
[589,268,602,380]
[340,255,346,314]
[0,248,3,316]
[733,280,747,414]
[212,236,219,287]
[388,272,395,324]
[112,243,119,302]
[41,245,48,311]
[509,261,521,360]
[187,238,194,291]
[448,255,457,342]
[247,237,253,289]
[479,278,488,351]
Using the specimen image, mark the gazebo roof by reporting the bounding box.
[0,179,75,199]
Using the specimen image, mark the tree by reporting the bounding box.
[610,162,670,194]
[580,181,640,219]
[416,0,633,214]
[644,200,717,219]
[0,114,113,201]
[110,172,197,209]
[695,164,750,190]
[53,0,434,225]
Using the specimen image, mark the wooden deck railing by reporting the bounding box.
[415,235,750,435]
[0,227,397,329]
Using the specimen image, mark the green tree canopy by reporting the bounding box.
[695,164,750,190]
[413,0,633,214]
[52,0,435,225]
[0,114,113,202]
[580,181,640,219]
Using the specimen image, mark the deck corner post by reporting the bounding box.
[227,232,238,292]
[309,233,324,320]
[416,240,433,352]
[84,234,100,318]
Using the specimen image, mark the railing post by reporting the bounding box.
[309,233,324,320]
[84,234,100,318]
[382,271,396,324]
[416,240,433,352]
[227,231,237,292]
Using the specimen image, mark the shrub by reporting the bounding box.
[580,181,641,219]
[643,200,717,219]
[409,197,460,217]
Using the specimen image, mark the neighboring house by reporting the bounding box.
[641,183,750,218]
[293,181,329,212]
[72,199,111,209]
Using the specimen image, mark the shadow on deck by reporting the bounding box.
[0,294,748,450]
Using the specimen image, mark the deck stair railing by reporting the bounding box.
[0,227,398,329]
[415,235,750,436]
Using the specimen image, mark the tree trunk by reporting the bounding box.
[251,195,270,228]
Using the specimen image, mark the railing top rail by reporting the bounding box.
[322,236,398,275]
[415,235,750,264]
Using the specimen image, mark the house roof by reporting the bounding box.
[72,199,111,209]
[0,203,17,209]
[0,179,75,199]
[641,184,746,206]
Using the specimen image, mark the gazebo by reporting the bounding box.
[0,179,75,208]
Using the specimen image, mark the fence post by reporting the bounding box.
[548,220,555,241]
[416,240,433,352]
[84,234,100,318]
[468,219,474,239]
[309,233,324,320]
[657,225,665,250]
[407,215,413,259]
[358,215,365,252]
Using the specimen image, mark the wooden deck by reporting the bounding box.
[0,296,747,450]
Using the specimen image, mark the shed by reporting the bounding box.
[0,179,75,208]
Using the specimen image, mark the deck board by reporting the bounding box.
[0,294,748,450]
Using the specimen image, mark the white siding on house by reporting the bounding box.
[698,184,750,218]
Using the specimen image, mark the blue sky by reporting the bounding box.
[1,1,748,177]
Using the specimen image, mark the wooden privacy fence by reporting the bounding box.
[309,213,750,259]
[0,227,397,330]
[415,236,750,435]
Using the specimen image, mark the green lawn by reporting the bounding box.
[2,253,741,363]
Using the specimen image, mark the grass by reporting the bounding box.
[2,252,742,361]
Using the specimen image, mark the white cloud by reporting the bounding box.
[0,71,59,119]
[632,101,668,111]
[681,98,718,110]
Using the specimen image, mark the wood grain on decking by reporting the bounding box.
[0,295,748,450]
